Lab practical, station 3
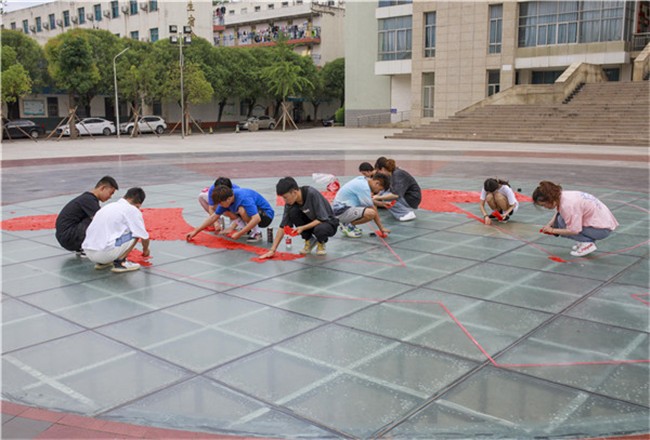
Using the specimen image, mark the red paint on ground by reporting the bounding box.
[0,214,57,230]
[548,256,568,263]
[126,249,152,267]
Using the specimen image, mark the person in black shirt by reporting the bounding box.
[55,176,119,256]
[261,177,339,258]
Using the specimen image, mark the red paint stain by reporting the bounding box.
[548,256,568,263]
[127,249,152,267]
[1,214,57,230]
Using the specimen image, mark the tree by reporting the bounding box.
[116,39,160,120]
[45,30,101,137]
[1,64,32,120]
[322,57,345,108]
[261,60,312,131]
[1,29,48,89]
[1,29,48,118]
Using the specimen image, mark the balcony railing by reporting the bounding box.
[215,25,321,47]
[633,32,650,51]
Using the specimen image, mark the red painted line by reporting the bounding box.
[147,266,649,369]
[631,293,650,305]
[376,233,407,267]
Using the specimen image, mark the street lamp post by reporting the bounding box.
[113,47,129,139]
[169,25,192,139]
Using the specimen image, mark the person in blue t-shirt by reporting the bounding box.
[332,173,391,238]
[186,186,274,243]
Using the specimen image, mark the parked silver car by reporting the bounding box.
[237,115,276,130]
[120,116,167,134]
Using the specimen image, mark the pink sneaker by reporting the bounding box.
[570,242,597,257]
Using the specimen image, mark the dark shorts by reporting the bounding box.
[259,210,273,228]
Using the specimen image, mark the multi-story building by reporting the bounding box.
[2,0,344,127]
[345,0,650,127]
[3,0,213,45]
[213,0,344,67]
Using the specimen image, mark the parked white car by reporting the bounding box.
[59,118,116,136]
[237,115,276,130]
[120,116,167,135]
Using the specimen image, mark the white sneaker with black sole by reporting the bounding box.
[570,242,597,257]
[111,260,141,273]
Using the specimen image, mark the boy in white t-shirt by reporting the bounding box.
[82,187,150,273]
[479,178,519,225]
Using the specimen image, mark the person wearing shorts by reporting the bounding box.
[187,186,274,243]
[479,178,519,225]
[82,187,150,273]
[332,173,391,238]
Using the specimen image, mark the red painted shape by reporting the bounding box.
[127,249,152,267]
[631,293,650,306]
[283,225,299,236]
[548,256,568,263]
[492,210,504,221]
[0,214,57,230]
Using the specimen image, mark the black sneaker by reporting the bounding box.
[75,250,87,258]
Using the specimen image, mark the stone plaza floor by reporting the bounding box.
[1,128,649,439]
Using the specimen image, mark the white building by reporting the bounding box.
[3,0,344,128]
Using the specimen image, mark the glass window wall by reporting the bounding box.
[378,16,412,61]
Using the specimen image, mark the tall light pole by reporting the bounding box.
[113,47,129,139]
[170,25,192,139]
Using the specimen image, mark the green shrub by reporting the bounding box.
[334,107,345,124]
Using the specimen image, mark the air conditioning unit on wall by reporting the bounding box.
[71,16,78,23]
[140,2,148,11]
[121,5,129,15]
[56,19,63,26]
[103,10,111,18]
[42,22,50,29]
[87,13,94,21]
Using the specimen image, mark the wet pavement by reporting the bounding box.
[1,128,648,439]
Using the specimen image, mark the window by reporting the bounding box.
[422,72,435,117]
[378,16,412,61]
[150,27,159,42]
[518,1,626,47]
[36,17,42,32]
[63,10,70,27]
[22,19,29,33]
[94,4,102,21]
[11,22,16,30]
[488,4,502,53]
[111,1,119,18]
[47,98,59,117]
[268,4,274,9]
[282,2,289,7]
[149,0,158,11]
[487,70,500,96]
[131,31,139,40]
[254,5,260,12]
[49,13,56,29]
[78,7,85,24]
[532,70,563,84]
[130,0,138,15]
[424,11,436,57]
[379,0,412,7]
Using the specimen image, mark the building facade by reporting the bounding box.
[2,0,344,126]
[346,0,650,127]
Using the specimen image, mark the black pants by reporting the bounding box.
[259,210,273,228]
[288,207,337,243]
[55,217,91,252]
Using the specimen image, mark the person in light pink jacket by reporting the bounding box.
[533,181,619,257]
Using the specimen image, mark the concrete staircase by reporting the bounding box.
[391,81,650,146]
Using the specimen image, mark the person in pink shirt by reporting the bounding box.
[532,181,619,257]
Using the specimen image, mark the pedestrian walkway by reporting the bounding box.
[2,128,648,439]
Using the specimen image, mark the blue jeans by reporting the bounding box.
[554,214,612,243]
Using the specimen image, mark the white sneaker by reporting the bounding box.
[94,262,113,270]
[234,218,246,230]
[570,242,597,257]
[399,211,416,221]
[246,232,262,242]
[340,224,362,238]
[111,260,141,273]
[571,242,581,251]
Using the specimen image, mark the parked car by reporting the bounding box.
[237,115,276,131]
[2,119,46,139]
[57,118,116,136]
[322,115,335,127]
[120,116,167,135]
